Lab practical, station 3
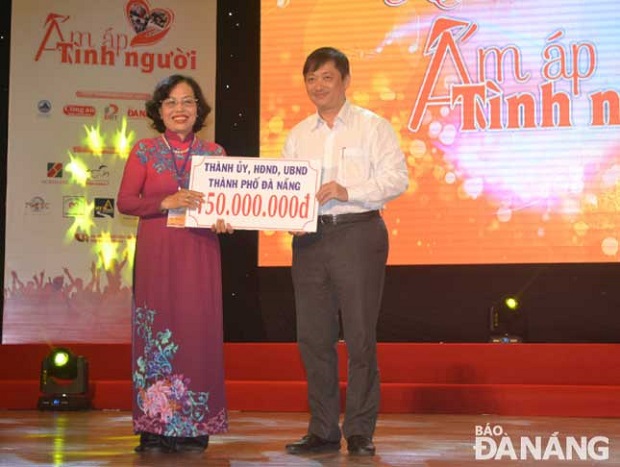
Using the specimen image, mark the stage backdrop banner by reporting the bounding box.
[259,0,620,267]
[3,0,217,343]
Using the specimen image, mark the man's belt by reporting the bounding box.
[318,210,380,225]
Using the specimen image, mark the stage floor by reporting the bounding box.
[0,411,619,466]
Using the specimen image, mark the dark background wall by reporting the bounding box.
[2,1,619,343]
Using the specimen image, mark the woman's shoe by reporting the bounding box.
[176,435,210,452]
[159,435,179,453]
[134,432,166,453]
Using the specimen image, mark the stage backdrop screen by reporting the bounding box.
[2,0,217,344]
[258,0,620,267]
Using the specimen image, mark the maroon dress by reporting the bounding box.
[117,130,228,437]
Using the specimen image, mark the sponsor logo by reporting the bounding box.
[37,100,52,114]
[74,232,134,243]
[43,162,68,185]
[104,103,119,120]
[87,164,111,186]
[63,105,96,117]
[25,196,51,214]
[94,197,115,218]
[74,231,90,242]
[47,162,63,178]
[63,196,86,218]
[127,107,147,119]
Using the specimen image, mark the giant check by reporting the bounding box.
[185,156,322,232]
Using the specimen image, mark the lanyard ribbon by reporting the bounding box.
[162,134,195,188]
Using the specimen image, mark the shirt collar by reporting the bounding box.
[311,100,351,131]
[163,129,195,143]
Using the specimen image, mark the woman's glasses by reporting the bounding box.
[160,97,198,109]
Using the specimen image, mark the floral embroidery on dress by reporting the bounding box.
[134,138,226,185]
[206,407,228,432]
[196,141,226,157]
[133,305,216,436]
[135,139,171,175]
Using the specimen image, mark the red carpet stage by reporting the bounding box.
[1,343,619,416]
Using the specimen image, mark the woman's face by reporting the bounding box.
[159,81,198,139]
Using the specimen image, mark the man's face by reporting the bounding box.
[304,60,349,115]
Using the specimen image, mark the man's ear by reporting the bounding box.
[344,74,351,90]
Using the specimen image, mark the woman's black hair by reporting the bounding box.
[145,74,212,133]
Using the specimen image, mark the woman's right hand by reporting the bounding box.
[161,189,204,211]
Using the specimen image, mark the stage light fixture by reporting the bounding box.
[489,295,527,343]
[504,297,518,310]
[37,347,91,410]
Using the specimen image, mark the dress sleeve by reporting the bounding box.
[117,141,167,218]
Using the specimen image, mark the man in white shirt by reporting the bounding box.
[283,47,408,457]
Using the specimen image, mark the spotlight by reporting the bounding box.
[37,347,91,410]
[489,296,527,343]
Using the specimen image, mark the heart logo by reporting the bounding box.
[125,0,174,47]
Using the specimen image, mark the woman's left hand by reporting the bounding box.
[211,218,234,234]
